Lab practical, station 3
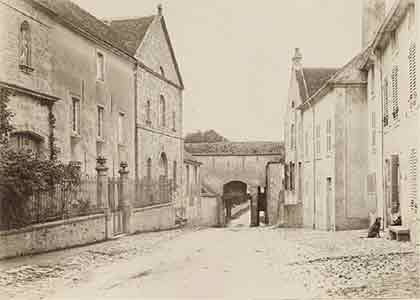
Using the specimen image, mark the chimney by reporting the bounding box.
[292,48,303,69]
[362,0,386,47]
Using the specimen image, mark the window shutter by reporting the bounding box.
[391,66,399,119]
[409,42,417,103]
[383,79,389,126]
[409,149,417,212]
[390,155,400,213]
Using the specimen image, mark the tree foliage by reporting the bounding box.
[0,88,80,201]
[185,130,229,143]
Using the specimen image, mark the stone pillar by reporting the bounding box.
[119,162,132,234]
[96,157,111,239]
[250,187,259,227]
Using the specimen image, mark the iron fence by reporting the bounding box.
[0,177,102,231]
[133,177,174,209]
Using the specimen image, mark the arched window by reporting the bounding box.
[19,21,31,69]
[147,158,152,182]
[159,95,166,127]
[159,152,168,178]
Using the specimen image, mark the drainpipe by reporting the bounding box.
[134,62,139,181]
[308,101,316,229]
[377,51,385,230]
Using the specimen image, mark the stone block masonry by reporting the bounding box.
[0,214,106,259]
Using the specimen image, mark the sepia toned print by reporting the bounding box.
[0,0,419,299]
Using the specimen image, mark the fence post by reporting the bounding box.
[96,157,111,239]
[119,162,132,234]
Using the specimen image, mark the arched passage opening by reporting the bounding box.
[222,181,249,221]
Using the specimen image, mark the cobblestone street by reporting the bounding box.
[0,211,419,299]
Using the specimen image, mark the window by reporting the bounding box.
[71,97,80,134]
[172,111,176,131]
[159,66,165,77]
[391,66,399,120]
[118,112,125,144]
[290,124,295,150]
[194,166,198,184]
[383,78,389,126]
[315,125,321,156]
[19,21,31,70]
[370,65,375,95]
[326,119,332,153]
[159,95,166,127]
[391,30,397,52]
[305,131,309,158]
[409,5,415,30]
[10,132,41,155]
[97,51,105,81]
[146,100,151,124]
[173,161,177,185]
[97,106,104,138]
[290,162,295,191]
[147,158,152,182]
[371,111,376,148]
[409,42,417,103]
[186,165,191,196]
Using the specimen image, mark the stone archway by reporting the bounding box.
[222,181,249,221]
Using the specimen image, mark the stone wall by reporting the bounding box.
[0,214,106,259]
[130,203,176,233]
[200,195,220,227]
[266,162,283,225]
[194,154,282,194]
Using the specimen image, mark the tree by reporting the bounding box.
[185,130,228,143]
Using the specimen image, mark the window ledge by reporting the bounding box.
[118,143,127,148]
[19,64,34,74]
[71,133,81,141]
[97,138,105,144]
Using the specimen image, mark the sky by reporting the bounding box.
[73,0,368,142]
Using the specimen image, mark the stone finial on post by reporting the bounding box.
[96,156,111,239]
[119,161,132,234]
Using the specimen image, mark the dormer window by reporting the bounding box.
[19,21,33,73]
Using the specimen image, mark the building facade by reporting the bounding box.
[364,0,418,241]
[284,47,375,230]
[0,0,138,178]
[0,0,185,208]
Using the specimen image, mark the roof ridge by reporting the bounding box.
[106,15,156,22]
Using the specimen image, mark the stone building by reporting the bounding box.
[363,0,418,241]
[0,0,138,178]
[108,7,184,192]
[284,46,375,230]
[177,150,202,225]
[0,0,184,194]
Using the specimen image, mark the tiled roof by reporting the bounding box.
[185,142,284,156]
[32,0,136,55]
[297,68,339,100]
[109,16,155,56]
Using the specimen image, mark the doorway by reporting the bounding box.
[326,177,333,231]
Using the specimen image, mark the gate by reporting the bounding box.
[108,178,123,236]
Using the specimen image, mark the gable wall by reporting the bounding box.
[136,17,181,87]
